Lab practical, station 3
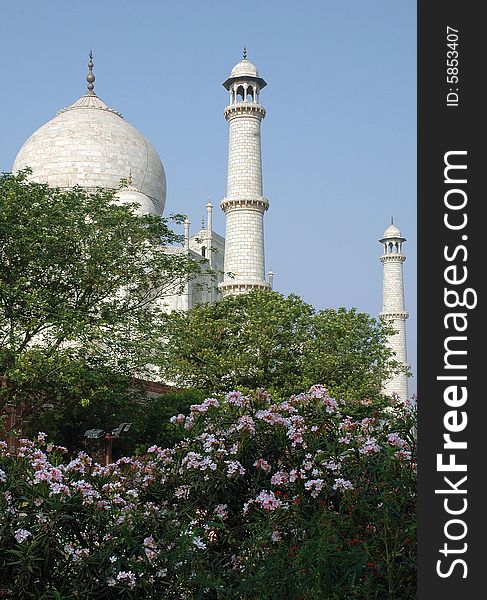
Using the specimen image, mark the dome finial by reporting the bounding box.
[86,50,95,95]
[391,216,394,225]
[243,46,247,60]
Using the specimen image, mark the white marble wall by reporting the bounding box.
[381,257,406,313]
[382,315,409,402]
[223,207,265,283]
[226,113,263,198]
[380,249,410,401]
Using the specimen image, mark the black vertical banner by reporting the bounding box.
[418,2,483,598]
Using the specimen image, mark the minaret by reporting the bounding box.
[182,218,191,311]
[206,200,213,268]
[219,49,270,296]
[380,220,410,401]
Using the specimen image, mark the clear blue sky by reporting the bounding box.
[0,0,417,395]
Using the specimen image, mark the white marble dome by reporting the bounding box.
[115,184,158,216]
[223,54,267,91]
[382,223,403,239]
[13,91,166,216]
[230,59,260,79]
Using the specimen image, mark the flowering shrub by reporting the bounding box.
[0,386,416,599]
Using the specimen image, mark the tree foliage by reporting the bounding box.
[25,379,206,457]
[0,170,199,422]
[158,290,398,401]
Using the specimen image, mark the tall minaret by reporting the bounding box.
[379,220,410,401]
[219,49,270,296]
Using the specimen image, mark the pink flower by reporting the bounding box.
[48,467,64,482]
[387,433,407,448]
[339,417,356,431]
[72,480,100,503]
[255,409,290,427]
[278,401,298,414]
[360,417,376,431]
[225,391,248,407]
[225,460,246,477]
[271,530,282,543]
[182,452,217,471]
[287,415,307,447]
[394,450,412,461]
[323,460,340,472]
[50,445,68,454]
[271,470,289,486]
[116,571,137,589]
[289,468,305,483]
[72,548,90,563]
[174,485,190,499]
[253,458,272,473]
[144,536,158,561]
[147,445,161,454]
[359,437,380,455]
[190,398,219,415]
[49,482,71,497]
[184,415,195,430]
[214,504,228,519]
[305,478,324,498]
[192,536,207,550]
[307,386,338,412]
[308,384,328,399]
[302,455,313,470]
[169,414,186,425]
[33,469,51,484]
[65,454,91,474]
[333,478,354,491]
[14,528,31,543]
[237,415,256,434]
[255,490,281,511]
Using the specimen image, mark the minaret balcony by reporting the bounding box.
[218,281,271,296]
[220,197,269,212]
[224,103,266,120]
[380,253,406,263]
[380,311,409,319]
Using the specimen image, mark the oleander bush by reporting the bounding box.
[0,386,416,599]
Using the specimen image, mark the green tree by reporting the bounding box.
[158,290,399,402]
[24,372,206,456]
[0,170,200,427]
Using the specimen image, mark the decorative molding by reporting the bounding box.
[380,254,406,263]
[218,281,271,295]
[224,103,266,120]
[220,197,269,212]
[380,311,409,320]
